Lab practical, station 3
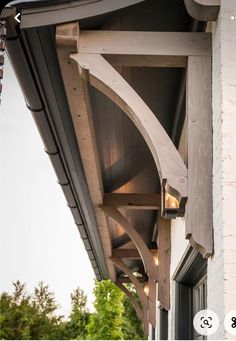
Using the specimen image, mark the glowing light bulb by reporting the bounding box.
[144,283,149,296]
[154,254,159,266]
[165,192,179,209]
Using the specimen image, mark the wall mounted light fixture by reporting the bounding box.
[161,179,185,219]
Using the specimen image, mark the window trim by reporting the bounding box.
[173,246,207,340]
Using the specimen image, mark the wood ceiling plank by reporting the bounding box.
[103,193,160,210]
[112,248,141,259]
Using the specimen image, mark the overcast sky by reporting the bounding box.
[0,56,95,316]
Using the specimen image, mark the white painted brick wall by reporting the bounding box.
[208,0,236,339]
[158,2,236,339]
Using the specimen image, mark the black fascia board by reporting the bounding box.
[6,17,108,279]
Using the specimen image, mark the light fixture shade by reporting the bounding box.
[161,179,185,219]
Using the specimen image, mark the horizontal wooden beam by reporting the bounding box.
[105,55,187,68]
[116,276,145,284]
[103,193,160,210]
[78,31,211,57]
[112,248,141,259]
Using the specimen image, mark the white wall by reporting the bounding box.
[208,1,236,339]
[157,2,236,339]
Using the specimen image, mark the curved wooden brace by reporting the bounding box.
[103,205,158,281]
[71,53,187,209]
[115,282,143,321]
[184,0,220,21]
[110,256,148,307]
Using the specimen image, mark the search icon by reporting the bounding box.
[203,319,210,326]
[194,310,219,336]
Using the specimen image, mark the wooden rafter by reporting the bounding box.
[103,193,160,210]
[71,53,188,208]
[103,206,158,281]
[112,248,141,259]
[56,23,116,282]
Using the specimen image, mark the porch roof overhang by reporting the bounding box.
[4,0,155,282]
[4,0,214,289]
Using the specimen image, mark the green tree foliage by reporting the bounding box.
[86,280,124,340]
[65,288,90,340]
[121,284,146,340]
[0,281,62,340]
[0,280,146,340]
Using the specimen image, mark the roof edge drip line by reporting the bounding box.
[5,17,107,279]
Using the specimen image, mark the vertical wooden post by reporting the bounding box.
[148,278,157,327]
[186,56,213,258]
[143,306,149,335]
[158,217,171,310]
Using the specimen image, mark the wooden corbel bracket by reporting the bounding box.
[102,205,158,281]
[111,257,156,328]
[71,52,188,214]
[110,256,148,308]
[115,281,143,321]
[184,0,220,21]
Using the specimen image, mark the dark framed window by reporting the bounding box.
[160,308,168,340]
[174,247,207,340]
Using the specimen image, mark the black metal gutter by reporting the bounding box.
[5,16,108,279]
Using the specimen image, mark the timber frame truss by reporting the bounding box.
[56,0,215,329]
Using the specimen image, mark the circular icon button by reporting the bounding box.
[193,309,219,336]
[224,310,236,336]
